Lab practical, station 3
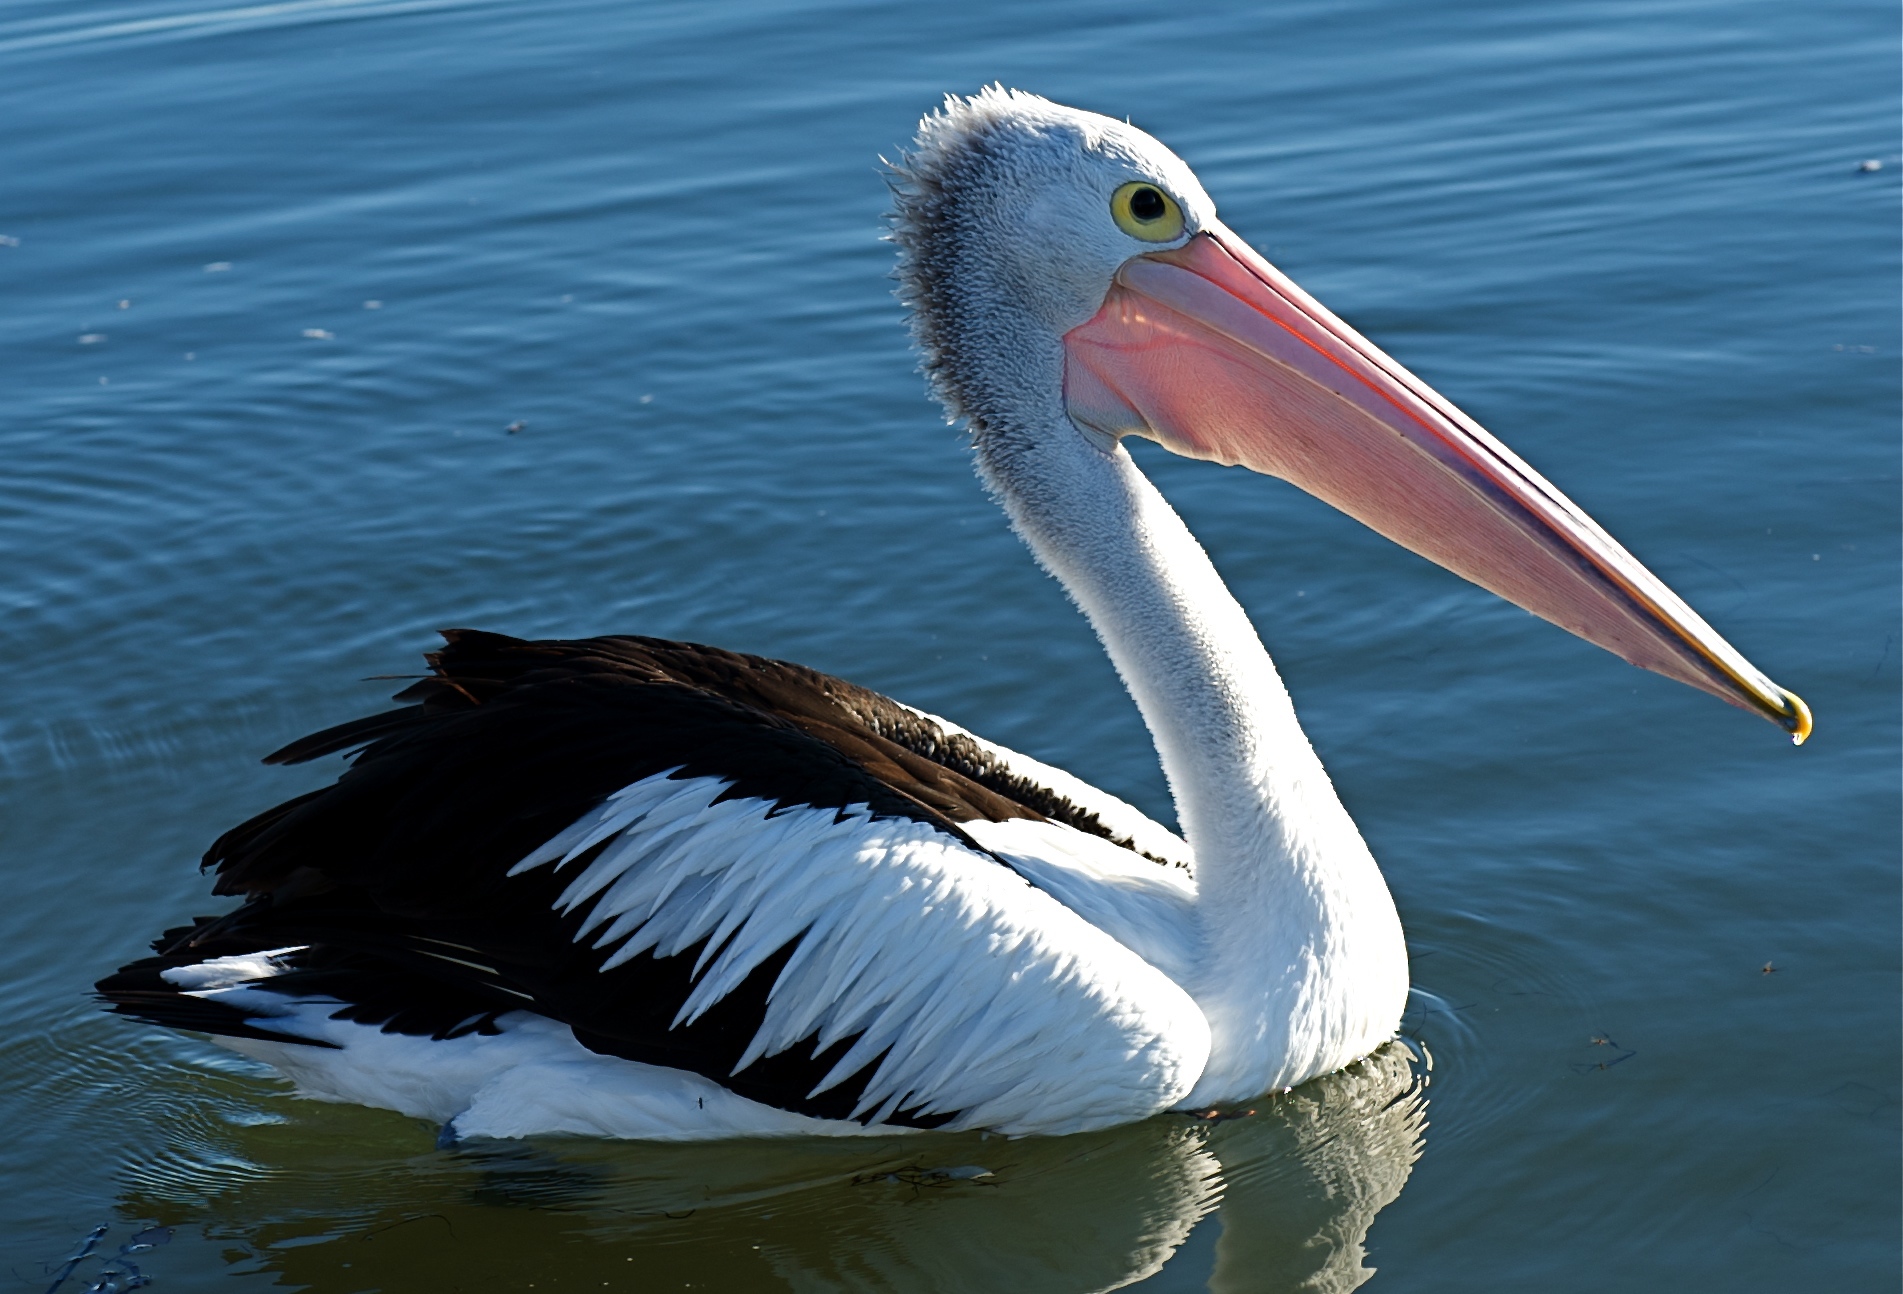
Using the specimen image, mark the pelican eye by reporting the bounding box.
[1111,182,1185,242]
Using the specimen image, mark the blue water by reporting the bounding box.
[1,1,1895,1289]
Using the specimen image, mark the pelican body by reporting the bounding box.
[99,90,1806,1141]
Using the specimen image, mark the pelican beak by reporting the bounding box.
[1063,223,1810,742]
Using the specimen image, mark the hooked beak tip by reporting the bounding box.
[1775,688,1813,746]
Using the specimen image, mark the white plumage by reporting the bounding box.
[511,773,1210,1133]
[173,766,1213,1138]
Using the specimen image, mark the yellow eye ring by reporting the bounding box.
[1110,181,1186,242]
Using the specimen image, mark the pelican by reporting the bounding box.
[99,88,1808,1142]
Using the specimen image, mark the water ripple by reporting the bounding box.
[0,0,509,56]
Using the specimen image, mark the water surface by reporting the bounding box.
[1,0,1896,1289]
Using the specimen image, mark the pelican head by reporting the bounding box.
[889,86,1809,740]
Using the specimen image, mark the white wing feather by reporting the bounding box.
[509,770,1209,1135]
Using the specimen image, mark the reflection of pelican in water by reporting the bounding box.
[114,1043,1424,1292]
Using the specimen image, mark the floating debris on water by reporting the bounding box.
[1572,1031,1637,1073]
[301,328,334,340]
[1855,159,1882,172]
[506,421,526,434]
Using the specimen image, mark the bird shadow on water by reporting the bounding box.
[108,1041,1427,1293]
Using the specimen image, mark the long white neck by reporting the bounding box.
[977,421,1409,1100]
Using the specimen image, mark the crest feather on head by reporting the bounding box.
[886,86,1076,429]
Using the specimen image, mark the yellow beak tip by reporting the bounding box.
[1778,688,1813,746]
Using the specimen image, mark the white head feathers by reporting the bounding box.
[885,87,1216,442]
